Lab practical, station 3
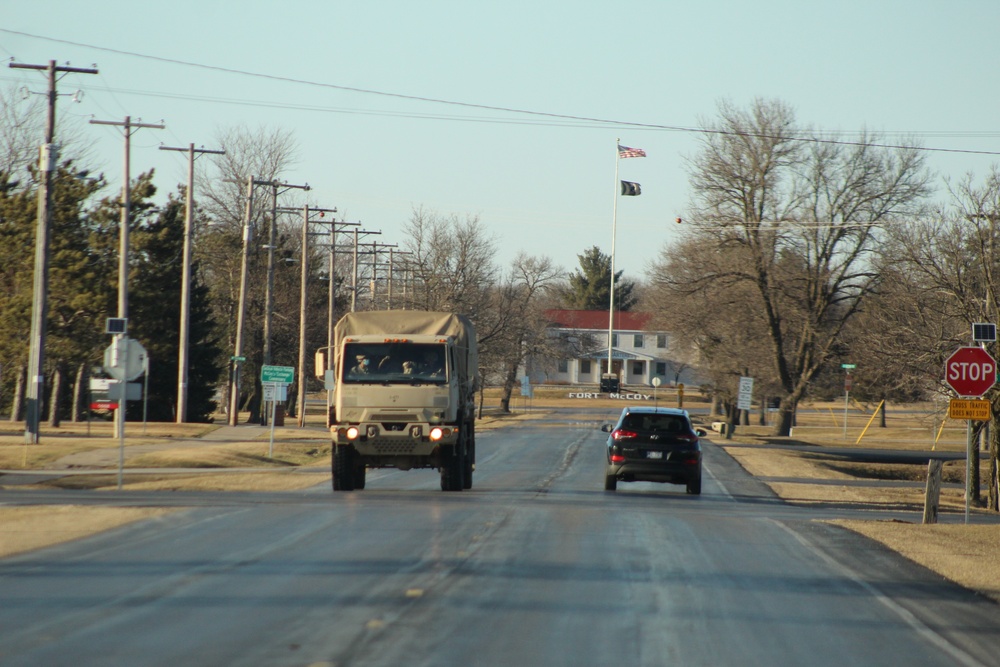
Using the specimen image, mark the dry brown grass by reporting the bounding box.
[0,422,221,469]
[0,506,173,559]
[833,522,1000,601]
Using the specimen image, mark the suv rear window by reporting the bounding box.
[622,413,688,433]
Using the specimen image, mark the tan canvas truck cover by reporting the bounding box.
[333,310,477,387]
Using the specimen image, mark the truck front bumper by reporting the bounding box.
[331,422,459,457]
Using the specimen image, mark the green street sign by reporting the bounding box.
[231,355,246,362]
[261,364,294,384]
[841,364,856,370]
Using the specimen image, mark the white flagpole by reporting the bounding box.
[608,140,620,380]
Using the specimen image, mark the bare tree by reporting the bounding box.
[0,84,43,185]
[878,168,1000,509]
[654,98,931,436]
[0,83,95,189]
[194,124,300,421]
[401,207,499,320]
[477,253,562,412]
[645,235,777,423]
[198,124,299,231]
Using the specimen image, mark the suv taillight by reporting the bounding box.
[612,429,637,441]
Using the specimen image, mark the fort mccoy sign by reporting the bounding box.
[568,391,654,401]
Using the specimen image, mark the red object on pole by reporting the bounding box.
[944,347,997,397]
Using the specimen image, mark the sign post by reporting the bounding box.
[944,346,997,523]
[841,364,856,438]
[103,336,149,490]
[261,366,294,457]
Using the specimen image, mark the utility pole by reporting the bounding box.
[10,60,98,444]
[323,218,360,353]
[90,117,165,321]
[158,143,224,423]
[229,179,309,426]
[317,217,359,425]
[364,241,398,309]
[259,180,309,426]
[230,175,256,426]
[297,205,334,427]
[387,248,412,310]
[350,228,382,312]
[278,204,339,427]
[261,181,310,368]
[90,116,164,443]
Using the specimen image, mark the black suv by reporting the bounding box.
[601,406,706,495]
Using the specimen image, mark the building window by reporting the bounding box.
[580,359,591,375]
[657,334,667,348]
[656,362,667,376]
[632,361,643,375]
[558,359,568,373]
[610,333,618,347]
[634,334,644,348]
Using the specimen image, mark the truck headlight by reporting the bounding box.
[346,426,360,440]
[429,427,444,441]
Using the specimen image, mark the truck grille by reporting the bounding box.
[371,439,420,455]
[371,413,418,421]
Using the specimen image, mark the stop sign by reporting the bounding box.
[945,346,997,397]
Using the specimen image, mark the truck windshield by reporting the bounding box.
[342,342,447,384]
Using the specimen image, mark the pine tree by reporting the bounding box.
[564,246,636,311]
[127,182,224,422]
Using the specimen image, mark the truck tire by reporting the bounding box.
[440,443,465,492]
[463,442,474,489]
[333,445,356,491]
[354,459,367,490]
[463,423,475,489]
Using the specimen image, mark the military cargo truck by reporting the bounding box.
[319,310,477,492]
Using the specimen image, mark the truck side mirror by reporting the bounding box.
[314,349,326,379]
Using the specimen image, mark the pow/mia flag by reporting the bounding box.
[620,180,641,196]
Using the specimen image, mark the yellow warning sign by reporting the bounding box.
[948,398,991,421]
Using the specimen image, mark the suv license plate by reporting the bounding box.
[646,451,663,460]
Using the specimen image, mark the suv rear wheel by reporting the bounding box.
[686,473,702,495]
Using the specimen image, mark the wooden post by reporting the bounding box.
[923,459,943,524]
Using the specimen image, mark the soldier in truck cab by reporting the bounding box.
[350,354,371,374]
[419,349,444,376]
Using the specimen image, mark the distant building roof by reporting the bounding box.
[545,309,653,332]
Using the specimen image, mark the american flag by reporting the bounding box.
[618,144,646,159]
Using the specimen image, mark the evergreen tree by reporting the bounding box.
[564,246,636,311]
[127,182,224,422]
[0,163,108,420]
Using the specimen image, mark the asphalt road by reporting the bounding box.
[2,417,1000,666]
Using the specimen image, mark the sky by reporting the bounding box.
[3,1,1000,281]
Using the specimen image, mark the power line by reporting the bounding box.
[4,28,1000,157]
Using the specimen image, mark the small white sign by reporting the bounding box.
[263,382,287,402]
[737,376,754,410]
[90,378,112,392]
